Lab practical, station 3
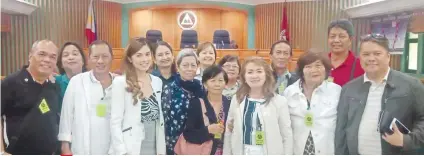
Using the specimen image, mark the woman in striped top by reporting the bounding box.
[110,38,166,155]
[223,57,293,155]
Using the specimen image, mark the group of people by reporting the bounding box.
[1,19,424,155]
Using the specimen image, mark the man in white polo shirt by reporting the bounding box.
[335,34,424,154]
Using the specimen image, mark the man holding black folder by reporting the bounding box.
[335,34,424,154]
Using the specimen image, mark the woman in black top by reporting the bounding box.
[183,65,231,155]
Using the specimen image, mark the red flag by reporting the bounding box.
[85,0,97,44]
[280,0,290,42]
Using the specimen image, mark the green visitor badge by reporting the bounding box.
[278,83,286,94]
[39,98,50,114]
[96,104,107,117]
[305,113,314,127]
[327,76,334,82]
[255,131,265,145]
[214,121,224,139]
[214,133,222,139]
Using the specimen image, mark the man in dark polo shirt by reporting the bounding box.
[1,40,60,154]
[327,19,365,86]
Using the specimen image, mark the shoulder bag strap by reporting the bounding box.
[199,98,210,126]
[7,87,52,152]
[350,58,357,81]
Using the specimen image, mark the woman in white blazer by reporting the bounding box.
[58,40,114,155]
[223,57,293,155]
[110,38,166,155]
[283,51,341,155]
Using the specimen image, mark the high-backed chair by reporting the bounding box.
[180,30,198,49]
[213,30,231,49]
[146,30,162,43]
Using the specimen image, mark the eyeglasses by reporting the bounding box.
[222,64,239,69]
[360,33,390,50]
[360,33,387,41]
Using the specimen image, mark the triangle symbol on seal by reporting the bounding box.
[181,13,193,25]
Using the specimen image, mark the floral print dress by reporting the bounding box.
[161,80,196,155]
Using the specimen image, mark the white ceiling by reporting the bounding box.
[103,0,316,5]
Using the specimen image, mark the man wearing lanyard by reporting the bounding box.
[1,40,60,154]
[270,40,299,94]
[327,19,365,86]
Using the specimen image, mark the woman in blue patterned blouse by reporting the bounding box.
[162,49,205,155]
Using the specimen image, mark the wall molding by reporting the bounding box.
[121,0,255,48]
[1,0,38,15]
[344,0,424,18]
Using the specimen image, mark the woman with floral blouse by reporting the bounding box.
[161,49,204,155]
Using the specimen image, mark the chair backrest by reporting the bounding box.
[180,30,198,49]
[213,30,231,49]
[146,30,163,43]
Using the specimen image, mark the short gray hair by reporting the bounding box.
[176,48,198,66]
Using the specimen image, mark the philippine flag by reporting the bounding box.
[85,0,97,44]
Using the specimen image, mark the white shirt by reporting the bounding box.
[283,80,341,155]
[358,68,390,155]
[58,71,113,154]
[194,68,203,82]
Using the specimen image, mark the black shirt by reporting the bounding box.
[1,66,60,154]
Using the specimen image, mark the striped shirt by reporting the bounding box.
[358,69,390,155]
[243,98,265,145]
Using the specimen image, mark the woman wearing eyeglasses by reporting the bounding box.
[218,55,241,100]
[223,57,293,155]
[283,50,341,155]
[161,49,205,155]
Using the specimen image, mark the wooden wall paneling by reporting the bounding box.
[254,5,260,48]
[174,9,182,49]
[243,13,248,49]
[130,9,152,39]
[175,8,195,49]
[96,0,122,48]
[255,0,365,51]
[221,11,245,50]
[410,11,424,33]
[1,0,122,76]
[390,55,401,71]
[1,13,11,32]
[152,9,176,47]
[196,9,222,44]
[129,7,247,49]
